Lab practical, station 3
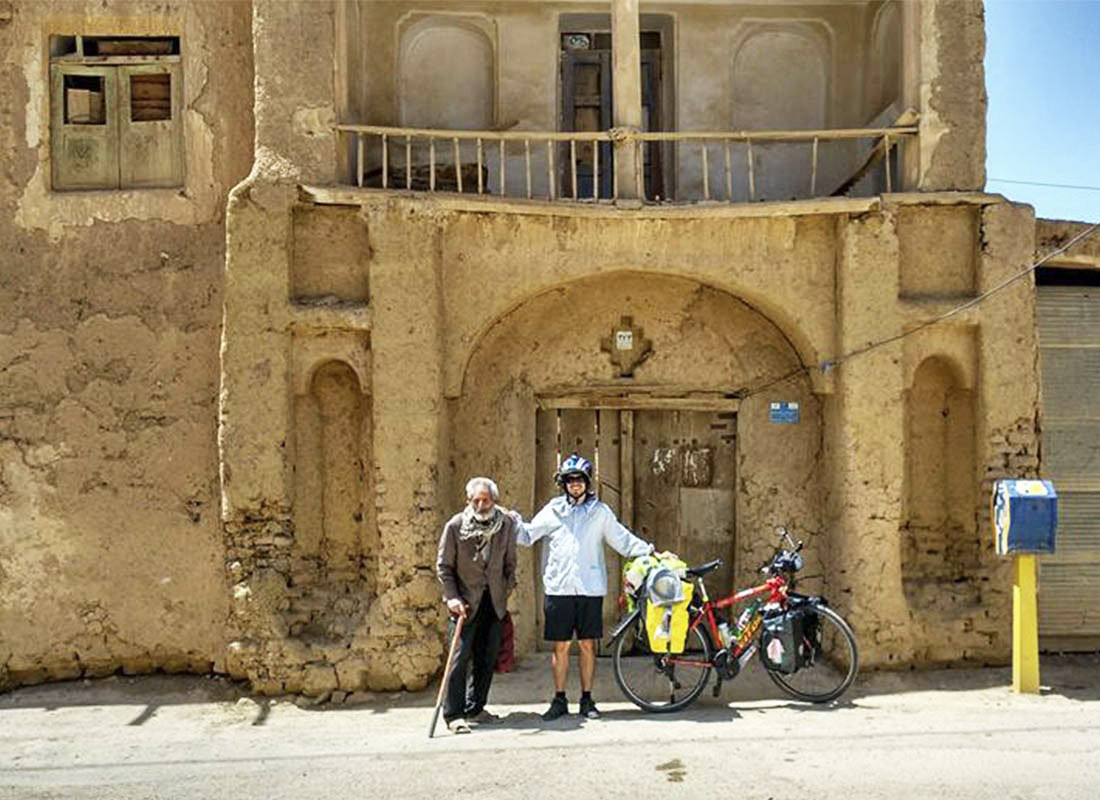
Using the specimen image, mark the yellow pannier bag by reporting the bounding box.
[644,581,694,653]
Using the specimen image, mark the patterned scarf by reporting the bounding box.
[458,505,505,563]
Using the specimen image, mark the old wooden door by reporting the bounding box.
[533,407,736,650]
[632,410,738,597]
[560,31,663,200]
[534,408,624,650]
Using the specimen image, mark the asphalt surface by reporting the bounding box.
[1,652,1098,799]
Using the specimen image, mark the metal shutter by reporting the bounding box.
[1037,285,1100,648]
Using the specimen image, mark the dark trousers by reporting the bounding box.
[443,591,502,722]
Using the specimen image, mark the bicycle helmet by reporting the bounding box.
[555,452,594,492]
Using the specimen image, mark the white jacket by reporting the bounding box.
[516,495,653,597]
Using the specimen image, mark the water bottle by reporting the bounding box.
[716,620,732,648]
[736,605,754,633]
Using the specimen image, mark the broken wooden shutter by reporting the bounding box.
[51,64,120,190]
[119,63,183,188]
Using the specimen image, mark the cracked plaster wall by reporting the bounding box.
[0,0,254,690]
[3,0,1043,697]
[918,0,986,191]
[279,195,1033,682]
[823,199,1038,667]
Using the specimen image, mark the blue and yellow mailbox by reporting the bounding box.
[992,479,1058,694]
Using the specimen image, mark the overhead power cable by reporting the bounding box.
[987,177,1100,192]
[738,220,1100,400]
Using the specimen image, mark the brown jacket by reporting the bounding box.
[436,510,517,620]
[435,510,517,620]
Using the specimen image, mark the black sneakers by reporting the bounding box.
[579,696,600,719]
[541,695,569,721]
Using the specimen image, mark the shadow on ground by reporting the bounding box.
[1,652,1096,726]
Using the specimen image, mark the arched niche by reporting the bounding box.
[868,2,902,118]
[731,25,829,200]
[398,16,495,130]
[293,360,376,592]
[732,27,828,131]
[901,356,977,589]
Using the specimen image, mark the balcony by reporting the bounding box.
[335,116,918,208]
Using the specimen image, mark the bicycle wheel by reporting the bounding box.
[766,603,859,703]
[612,615,712,713]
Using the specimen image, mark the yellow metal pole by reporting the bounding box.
[1012,554,1040,693]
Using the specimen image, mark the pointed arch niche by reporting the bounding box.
[901,355,977,595]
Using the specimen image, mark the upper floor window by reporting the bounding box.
[49,35,183,191]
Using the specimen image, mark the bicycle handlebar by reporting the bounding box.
[775,524,802,552]
[760,525,804,576]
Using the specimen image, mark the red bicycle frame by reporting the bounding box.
[666,572,791,668]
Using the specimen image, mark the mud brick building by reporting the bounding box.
[2,0,1098,696]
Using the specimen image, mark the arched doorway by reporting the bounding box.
[451,272,821,654]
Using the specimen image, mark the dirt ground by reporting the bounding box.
[1,652,1098,800]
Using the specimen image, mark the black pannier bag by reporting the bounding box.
[761,605,822,674]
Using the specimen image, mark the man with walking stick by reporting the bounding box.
[433,477,518,735]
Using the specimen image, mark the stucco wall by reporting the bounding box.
[918,0,986,190]
[2,0,1029,698]
[216,190,1039,693]
[0,0,254,690]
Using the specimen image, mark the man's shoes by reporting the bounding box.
[467,709,500,725]
[541,696,569,721]
[579,696,600,719]
[446,718,472,734]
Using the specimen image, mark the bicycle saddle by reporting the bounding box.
[686,559,722,577]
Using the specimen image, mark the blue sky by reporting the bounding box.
[985,0,1100,223]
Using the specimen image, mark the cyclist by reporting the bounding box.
[513,452,653,721]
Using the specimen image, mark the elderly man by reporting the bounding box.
[514,453,653,721]
[436,476,518,734]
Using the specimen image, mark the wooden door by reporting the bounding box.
[560,38,664,200]
[534,408,623,649]
[532,407,736,649]
[639,50,663,200]
[561,50,613,199]
[633,410,737,597]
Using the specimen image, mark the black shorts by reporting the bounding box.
[544,595,603,641]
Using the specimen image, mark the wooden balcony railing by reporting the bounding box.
[335,121,919,204]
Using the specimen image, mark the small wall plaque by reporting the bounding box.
[600,315,652,377]
[769,401,800,424]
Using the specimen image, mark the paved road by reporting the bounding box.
[1,653,1098,799]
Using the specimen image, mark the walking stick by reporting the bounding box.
[428,614,465,738]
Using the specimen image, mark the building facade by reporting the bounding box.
[2,0,1097,696]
